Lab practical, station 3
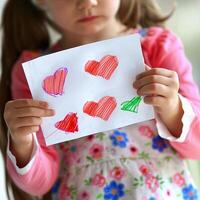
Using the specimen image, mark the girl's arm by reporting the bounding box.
[143,27,200,159]
[7,131,60,196]
[6,51,60,196]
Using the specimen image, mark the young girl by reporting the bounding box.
[1,0,200,200]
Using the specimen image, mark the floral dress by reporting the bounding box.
[48,28,199,200]
[51,120,199,200]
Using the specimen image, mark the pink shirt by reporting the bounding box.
[7,27,200,196]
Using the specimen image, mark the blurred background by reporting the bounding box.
[0,0,200,199]
[158,0,200,85]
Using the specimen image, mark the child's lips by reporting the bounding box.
[77,16,99,23]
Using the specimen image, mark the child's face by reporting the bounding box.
[43,0,121,36]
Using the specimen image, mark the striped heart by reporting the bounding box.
[55,112,78,133]
[43,67,67,96]
[85,55,119,80]
[83,96,117,121]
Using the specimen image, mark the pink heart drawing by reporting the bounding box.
[43,67,68,96]
[55,112,78,133]
[83,96,117,121]
[85,55,119,80]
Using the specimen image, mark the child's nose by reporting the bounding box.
[77,0,98,10]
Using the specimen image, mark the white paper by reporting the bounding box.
[23,34,154,145]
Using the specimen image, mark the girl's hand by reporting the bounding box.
[4,99,55,145]
[133,65,180,113]
[4,99,55,166]
[133,65,183,137]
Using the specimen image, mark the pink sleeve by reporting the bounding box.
[142,27,200,159]
[6,51,60,195]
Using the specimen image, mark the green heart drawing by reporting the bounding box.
[121,96,142,113]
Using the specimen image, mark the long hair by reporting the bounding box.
[118,0,174,28]
[0,0,174,199]
[0,0,50,199]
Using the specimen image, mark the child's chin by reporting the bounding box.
[77,27,104,37]
[76,22,106,35]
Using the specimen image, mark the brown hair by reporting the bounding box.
[118,0,174,28]
[0,0,174,199]
[0,0,50,199]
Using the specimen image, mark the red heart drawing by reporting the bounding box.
[83,96,117,121]
[85,55,119,80]
[55,112,78,133]
[43,67,68,96]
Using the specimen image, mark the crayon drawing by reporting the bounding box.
[45,112,79,140]
[83,96,117,121]
[42,67,68,96]
[23,34,154,145]
[55,112,79,132]
[121,96,142,113]
[85,55,118,80]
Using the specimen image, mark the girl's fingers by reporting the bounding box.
[14,107,55,118]
[143,95,167,113]
[7,99,49,109]
[137,83,172,97]
[145,64,151,71]
[14,117,42,128]
[133,75,172,89]
[136,67,178,80]
[16,126,40,135]
[143,95,165,106]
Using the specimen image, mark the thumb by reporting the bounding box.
[145,64,151,71]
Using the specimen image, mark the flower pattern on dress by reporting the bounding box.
[59,184,71,199]
[152,135,169,152]
[139,165,150,176]
[78,190,90,200]
[173,172,186,187]
[60,143,82,165]
[110,130,129,148]
[138,125,154,138]
[86,134,95,142]
[129,144,138,156]
[92,173,106,187]
[104,181,125,200]
[55,123,199,200]
[89,143,104,160]
[59,183,76,200]
[149,198,156,200]
[145,175,159,193]
[109,167,125,181]
[182,184,198,200]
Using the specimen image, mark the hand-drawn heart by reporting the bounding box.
[55,112,78,133]
[121,96,142,113]
[85,55,119,80]
[43,67,68,96]
[83,96,117,121]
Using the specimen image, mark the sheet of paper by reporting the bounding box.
[23,34,154,145]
